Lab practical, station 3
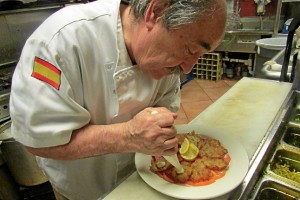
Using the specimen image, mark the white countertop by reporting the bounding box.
[189,77,292,159]
[103,77,292,200]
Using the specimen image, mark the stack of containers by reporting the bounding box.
[193,52,222,81]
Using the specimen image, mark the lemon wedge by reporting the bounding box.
[179,138,190,155]
[181,143,199,161]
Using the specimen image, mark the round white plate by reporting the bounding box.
[135,126,249,199]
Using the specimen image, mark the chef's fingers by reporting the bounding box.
[152,141,178,156]
[149,107,177,115]
[161,125,177,137]
[163,147,178,156]
[149,129,178,156]
[153,126,177,144]
[162,137,178,153]
[149,107,178,119]
[158,143,178,156]
[150,112,177,128]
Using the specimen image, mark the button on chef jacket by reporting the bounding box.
[9,0,181,199]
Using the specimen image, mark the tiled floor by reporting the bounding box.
[174,78,239,125]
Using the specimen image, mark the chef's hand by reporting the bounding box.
[126,107,178,156]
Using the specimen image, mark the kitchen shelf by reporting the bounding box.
[193,53,222,81]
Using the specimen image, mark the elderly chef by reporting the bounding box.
[9,0,227,199]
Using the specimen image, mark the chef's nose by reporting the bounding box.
[180,53,202,74]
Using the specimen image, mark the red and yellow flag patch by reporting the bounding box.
[31,57,61,90]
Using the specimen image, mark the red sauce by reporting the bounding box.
[185,171,226,186]
[155,154,231,186]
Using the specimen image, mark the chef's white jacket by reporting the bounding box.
[9,0,181,199]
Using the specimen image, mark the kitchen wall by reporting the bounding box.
[235,0,278,17]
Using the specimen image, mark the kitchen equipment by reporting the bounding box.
[0,121,55,199]
[280,14,300,82]
[226,62,236,78]
[290,51,298,82]
[0,64,14,123]
[162,155,184,173]
[259,48,292,80]
[0,0,24,10]
[0,2,80,199]
[282,18,294,34]
[150,110,184,173]
[254,37,287,79]
[0,120,48,187]
[240,64,250,77]
[0,149,21,200]
[246,91,300,200]
[1,140,49,186]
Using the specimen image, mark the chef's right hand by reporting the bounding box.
[125,107,178,156]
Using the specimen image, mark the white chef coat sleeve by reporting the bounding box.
[10,37,91,148]
[155,74,181,112]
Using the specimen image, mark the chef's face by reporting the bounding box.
[132,15,225,80]
[129,0,226,79]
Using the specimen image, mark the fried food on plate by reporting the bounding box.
[150,131,230,186]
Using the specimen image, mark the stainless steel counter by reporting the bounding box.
[103,77,293,200]
[215,31,273,53]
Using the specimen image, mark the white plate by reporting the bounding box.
[135,125,249,199]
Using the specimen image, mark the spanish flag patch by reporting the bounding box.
[31,57,61,90]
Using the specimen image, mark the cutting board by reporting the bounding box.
[189,77,292,159]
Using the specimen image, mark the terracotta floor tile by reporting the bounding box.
[174,117,189,125]
[181,100,213,121]
[175,106,189,125]
[178,78,241,124]
[203,86,231,101]
[223,78,239,87]
[181,79,201,91]
[195,79,228,89]
[180,89,210,103]
[175,106,187,120]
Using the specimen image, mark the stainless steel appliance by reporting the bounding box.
[0,63,13,123]
[0,120,54,200]
[0,1,85,199]
[0,147,21,200]
[0,121,49,187]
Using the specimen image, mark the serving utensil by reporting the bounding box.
[151,110,184,173]
[163,155,184,174]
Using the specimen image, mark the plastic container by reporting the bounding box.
[256,37,287,50]
[254,37,287,78]
[282,18,293,34]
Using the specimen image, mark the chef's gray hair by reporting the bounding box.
[130,0,224,30]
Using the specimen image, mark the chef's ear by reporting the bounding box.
[144,0,169,30]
